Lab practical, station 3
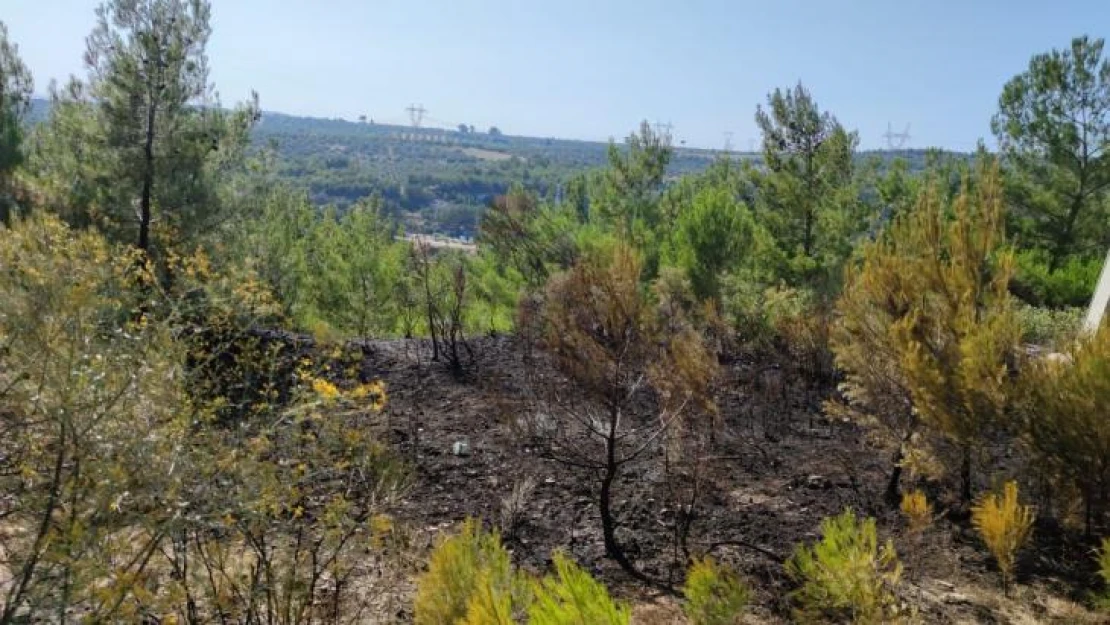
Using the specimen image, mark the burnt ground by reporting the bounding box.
[340,335,1106,624]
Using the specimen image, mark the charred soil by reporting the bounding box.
[327,335,1104,623]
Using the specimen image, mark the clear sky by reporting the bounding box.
[5,0,1107,150]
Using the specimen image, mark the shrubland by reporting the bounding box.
[0,3,1109,621]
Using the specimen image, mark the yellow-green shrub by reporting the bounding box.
[528,551,630,625]
[414,519,517,625]
[786,509,903,624]
[463,571,518,625]
[971,481,1034,593]
[682,557,751,625]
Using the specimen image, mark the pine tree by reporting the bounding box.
[992,36,1110,268]
[1022,325,1110,533]
[45,0,259,259]
[528,242,717,579]
[834,159,1020,504]
[754,82,864,291]
[0,20,32,216]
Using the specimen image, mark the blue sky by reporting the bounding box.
[5,0,1107,150]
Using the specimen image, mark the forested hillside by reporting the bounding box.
[28,96,953,238]
[2,3,1110,623]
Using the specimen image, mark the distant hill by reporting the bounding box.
[26,98,964,237]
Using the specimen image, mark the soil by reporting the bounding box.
[334,335,1106,624]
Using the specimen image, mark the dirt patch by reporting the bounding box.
[457,147,515,162]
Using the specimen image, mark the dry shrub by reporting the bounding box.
[499,475,536,542]
[900,490,933,537]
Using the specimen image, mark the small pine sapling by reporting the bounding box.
[786,509,904,624]
[900,489,934,578]
[528,551,631,625]
[682,557,751,625]
[414,519,517,625]
[970,481,1034,594]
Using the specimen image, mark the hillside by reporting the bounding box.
[28,98,960,238]
[253,109,957,237]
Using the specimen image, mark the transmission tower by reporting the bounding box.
[883,122,912,150]
[653,120,674,139]
[406,104,427,128]
[722,131,734,153]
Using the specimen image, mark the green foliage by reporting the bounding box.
[993,36,1110,267]
[412,527,629,625]
[786,509,904,624]
[0,19,32,209]
[754,82,867,291]
[234,187,521,341]
[1012,249,1103,308]
[30,0,258,258]
[593,121,672,237]
[527,551,631,625]
[1013,303,1084,349]
[664,184,759,301]
[682,557,751,625]
[414,519,522,625]
[0,212,183,620]
[302,201,407,337]
[971,481,1034,593]
[0,211,407,621]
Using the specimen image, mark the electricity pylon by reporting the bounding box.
[883,122,912,150]
[406,104,427,128]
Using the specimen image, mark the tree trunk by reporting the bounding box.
[885,443,905,506]
[960,445,973,505]
[598,408,647,582]
[138,97,157,253]
[885,427,916,506]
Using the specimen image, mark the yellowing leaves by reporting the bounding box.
[311,377,340,400]
[971,481,1034,593]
